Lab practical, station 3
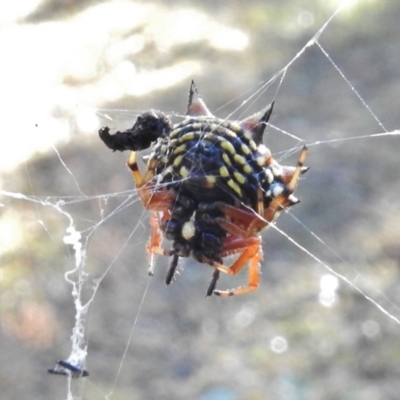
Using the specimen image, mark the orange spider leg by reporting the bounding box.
[217,145,309,232]
[263,146,308,221]
[208,147,308,296]
[127,151,175,210]
[218,235,261,266]
[285,145,308,192]
[211,235,262,296]
[281,165,309,185]
[215,203,269,238]
[280,146,309,185]
[128,151,176,275]
[146,211,174,275]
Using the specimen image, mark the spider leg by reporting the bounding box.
[206,269,220,297]
[215,146,308,236]
[263,146,308,221]
[148,212,185,283]
[165,253,180,284]
[127,151,175,210]
[285,145,308,192]
[127,151,147,186]
[280,146,309,185]
[211,235,262,296]
[215,203,269,238]
[128,152,189,282]
[147,211,173,275]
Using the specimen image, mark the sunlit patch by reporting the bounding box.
[75,108,101,135]
[332,0,360,10]
[210,28,248,51]
[270,336,288,354]
[0,212,23,254]
[331,0,378,12]
[145,8,249,52]
[318,274,339,307]
[0,0,42,22]
[124,61,202,97]
[0,1,247,172]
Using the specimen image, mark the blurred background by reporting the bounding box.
[1,0,400,399]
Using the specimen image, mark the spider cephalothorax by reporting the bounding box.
[99,81,308,296]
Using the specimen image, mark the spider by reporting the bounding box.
[99,81,308,296]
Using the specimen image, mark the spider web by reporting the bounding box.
[1,1,400,399]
